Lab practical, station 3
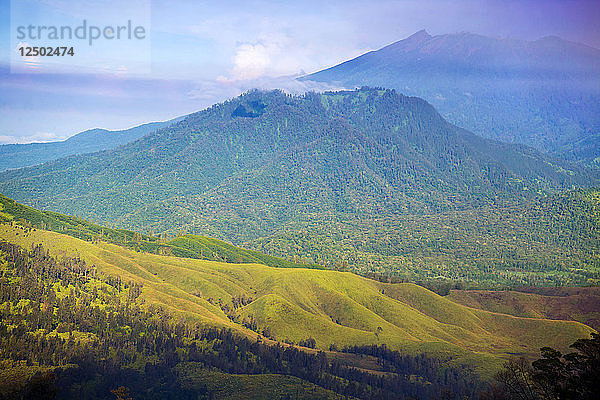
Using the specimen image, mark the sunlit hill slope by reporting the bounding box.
[0,196,594,376]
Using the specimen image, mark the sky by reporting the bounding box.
[1,0,599,143]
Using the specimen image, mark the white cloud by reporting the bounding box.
[232,43,272,80]
[0,131,68,144]
[186,74,345,106]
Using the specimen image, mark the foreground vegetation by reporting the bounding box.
[485,334,600,399]
[0,195,597,398]
[0,240,483,399]
[0,221,593,376]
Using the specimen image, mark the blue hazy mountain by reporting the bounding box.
[0,118,182,171]
[301,30,600,167]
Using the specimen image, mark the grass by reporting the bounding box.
[0,223,594,377]
[448,287,600,330]
[176,365,346,400]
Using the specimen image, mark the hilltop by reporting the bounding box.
[0,119,181,171]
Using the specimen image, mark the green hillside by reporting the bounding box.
[0,192,312,269]
[248,189,600,288]
[168,234,320,269]
[0,89,595,245]
[0,222,593,377]
[448,287,600,330]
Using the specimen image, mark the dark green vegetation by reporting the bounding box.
[0,119,180,171]
[248,189,600,288]
[485,334,600,400]
[301,31,600,167]
[0,88,597,286]
[0,240,485,399]
[168,234,320,268]
[0,193,312,269]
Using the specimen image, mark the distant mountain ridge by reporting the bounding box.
[0,88,595,243]
[0,118,182,171]
[301,30,600,166]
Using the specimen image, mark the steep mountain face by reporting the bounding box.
[0,118,180,171]
[301,31,600,164]
[0,88,595,241]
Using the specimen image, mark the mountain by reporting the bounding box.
[300,31,600,165]
[0,88,595,247]
[0,118,181,171]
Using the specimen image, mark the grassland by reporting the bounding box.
[448,287,600,330]
[0,223,594,377]
[176,366,345,399]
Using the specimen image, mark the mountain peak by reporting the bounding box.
[403,29,432,45]
[383,29,432,52]
[408,29,431,41]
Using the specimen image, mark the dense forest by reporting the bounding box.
[0,88,594,243]
[0,240,484,399]
[249,189,600,289]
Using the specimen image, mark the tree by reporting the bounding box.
[492,333,600,400]
[111,386,133,400]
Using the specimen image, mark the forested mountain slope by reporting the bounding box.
[248,189,600,288]
[301,31,600,166]
[0,88,595,243]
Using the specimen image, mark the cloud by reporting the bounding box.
[186,74,345,105]
[0,131,68,144]
[232,43,271,80]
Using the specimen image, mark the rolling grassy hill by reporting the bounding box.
[0,221,594,377]
[448,286,600,330]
